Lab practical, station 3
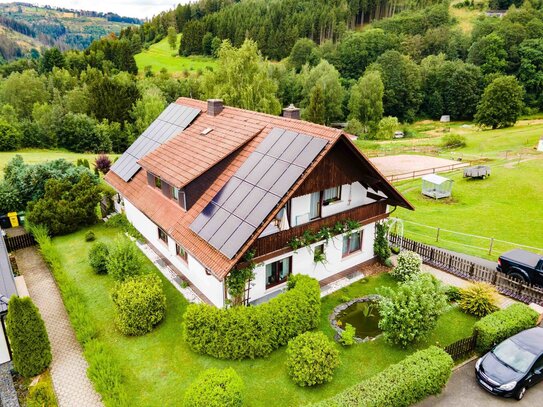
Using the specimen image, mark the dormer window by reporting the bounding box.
[154,176,162,189]
[172,187,180,201]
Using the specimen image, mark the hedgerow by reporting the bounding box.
[32,225,128,406]
[183,274,320,359]
[314,346,453,407]
[474,303,539,353]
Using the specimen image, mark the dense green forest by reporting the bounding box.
[0,0,542,154]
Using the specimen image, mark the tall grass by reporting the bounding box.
[31,224,128,407]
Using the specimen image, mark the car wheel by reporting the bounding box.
[515,386,526,401]
[509,273,527,283]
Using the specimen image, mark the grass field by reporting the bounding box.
[0,149,119,176]
[52,223,476,406]
[135,35,217,75]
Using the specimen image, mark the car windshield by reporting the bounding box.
[492,339,537,373]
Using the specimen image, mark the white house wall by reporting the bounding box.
[123,198,225,308]
[249,223,376,303]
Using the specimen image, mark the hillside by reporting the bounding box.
[0,2,140,60]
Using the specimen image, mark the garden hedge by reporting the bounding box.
[183,368,244,407]
[183,274,320,359]
[314,346,453,407]
[474,303,539,353]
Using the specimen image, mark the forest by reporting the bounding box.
[0,0,542,155]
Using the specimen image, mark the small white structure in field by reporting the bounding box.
[538,136,543,152]
[440,115,450,123]
[421,174,453,199]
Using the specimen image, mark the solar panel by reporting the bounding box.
[190,127,328,259]
[111,103,201,182]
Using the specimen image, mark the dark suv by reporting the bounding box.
[497,249,543,286]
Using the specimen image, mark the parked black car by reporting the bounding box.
[475,327,543,400]
[497,249,543,286]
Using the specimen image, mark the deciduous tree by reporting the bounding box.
[475,75,524,129]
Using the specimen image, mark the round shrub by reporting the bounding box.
[390,250,422,281]
[106,237,143,281]
[6,296,52,377]
[183,368,244,407]
[459,282,499,317]
[88,242,110,275]
[286,331,340,387]
[445,285,462,302]
[27,381,57,407]
[85,231,96,242]
[441,133,466,149]
[111,274,166,336]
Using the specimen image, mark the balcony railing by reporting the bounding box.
[251,201,388,257]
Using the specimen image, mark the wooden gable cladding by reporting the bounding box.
[292,138,380,198]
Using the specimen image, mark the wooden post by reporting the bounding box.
[488,238,494,255]
[436,227,440,242]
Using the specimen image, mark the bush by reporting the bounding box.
[184,274,320,359]
[373,221,391,263]
[474,303,539,353]
[105,213,143,240]
[458,282,499,317]
[314,346,453,407]
[445,285,462,302]
[183,368,244,407]
[33,225,128,406]
[379,273,448,347]
[88,242,110,275]
[5,296,52,377]
[0,119,22,151]
[286,332,340,386]
[339,323,356,346]
[85,231,96,242]
[111,274,166,336]
[106,237,144,281]
[27,380,57,407]
[94,154,112,175]
[441,133,466,149]
[390,250,422,281]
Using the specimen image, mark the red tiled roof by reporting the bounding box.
[106,98,411,279]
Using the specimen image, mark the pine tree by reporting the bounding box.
[306,84,325,125]
[6,296,52,377]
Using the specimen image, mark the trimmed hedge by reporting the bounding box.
[314,346,453,407]
[111,274,166,336]
[33,225,128,406]
[183,368,244,407]
[183,274,320,359]
[5,296,52,377]
[474,303,539,353]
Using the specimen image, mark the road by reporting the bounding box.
[418,360,543,406]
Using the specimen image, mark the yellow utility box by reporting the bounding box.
[7,212,19,227]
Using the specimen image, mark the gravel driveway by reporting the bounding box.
[418,360,543,406]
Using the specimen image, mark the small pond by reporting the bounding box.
[330,295,383,342]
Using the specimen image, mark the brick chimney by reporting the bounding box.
[207,99,224,116]
[282,104,300,120]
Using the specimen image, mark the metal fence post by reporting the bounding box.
[489,238,494,256]
[436,227,440,242]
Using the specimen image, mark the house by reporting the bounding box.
[105,98,413,307]
[0,231,19,365]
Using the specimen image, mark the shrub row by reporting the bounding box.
[33,225,128,406]
[474,303,539,353]
[183,274,320,359]
[314,346,453,407]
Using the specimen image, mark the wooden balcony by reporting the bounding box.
[251,201,388,258]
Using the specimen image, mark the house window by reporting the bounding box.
[266,257,291,289]
[309,191,321,220]
[171,187,180,201]
[323,186,341,204]
[154,176,162,189]
[175,244,187,262]
[158,227,168,243]
[314,244,325,263]
[205,268,212,276]
[342,230,363,257]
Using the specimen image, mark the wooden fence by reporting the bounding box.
[389,234,543,305]
[4,233,36,252]
[444,334,477,361]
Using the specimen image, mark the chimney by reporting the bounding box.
[282,104,300,120]
[207,99,224,116]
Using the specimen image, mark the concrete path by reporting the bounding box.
[418,360,543,406]
[16,247,103,407]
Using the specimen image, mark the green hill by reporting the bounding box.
[134,35,217,76]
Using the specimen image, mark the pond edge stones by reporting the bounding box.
[329,294,382,344]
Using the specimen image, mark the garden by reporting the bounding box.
[38,221,490,406]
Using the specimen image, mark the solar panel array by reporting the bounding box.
[111,103,201,182]
[190,127,328,259]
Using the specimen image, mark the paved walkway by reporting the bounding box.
[16,247,103,407]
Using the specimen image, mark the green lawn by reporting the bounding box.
[135,35,217,75]
[0,149,119,176]
[52,223,477,406]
